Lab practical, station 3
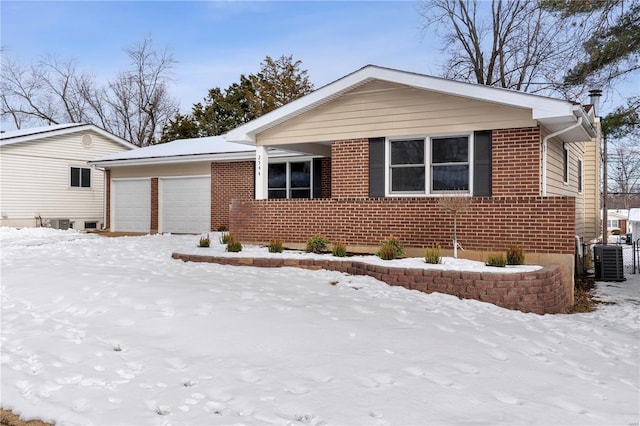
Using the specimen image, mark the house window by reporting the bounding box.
[431,136,469,191]
[562,143,569,184]
[388,135,469,194]
[70,167,91,188]
[268,161,312,199]
[578,158,583,193]
[607,219,619,229]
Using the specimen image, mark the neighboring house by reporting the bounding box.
[607,209,628,233]
[629,208,640,244]
[88,135,311,234]
[90,65,600,285]
[0,123,135,230]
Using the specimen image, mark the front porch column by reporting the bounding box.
[255,145,268,200]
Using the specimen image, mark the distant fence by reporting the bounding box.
[580,240,640,275]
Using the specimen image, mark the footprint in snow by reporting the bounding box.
[490,349,510,361]
[403,366,425,377]
[285,383,310,395]
[493,391,524,405]
[357,374,394,388]
[238,369,262,384]
[423,372,454,387]
[453,363,480,375]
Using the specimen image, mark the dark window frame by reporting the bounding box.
[70,166,91,188]
[267,159,314,199]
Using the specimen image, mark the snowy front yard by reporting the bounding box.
[1,228,638,425]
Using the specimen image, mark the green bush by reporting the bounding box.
[198,233,211,248]
[486,253,507,267]
[268,238,284,253]
[306,235,328,254]
[332,241,347,257]
[220,232,231,244]
[506,246,525,265]
[376,237,404,260]
[424,244,442,264]
[226,234,242,252]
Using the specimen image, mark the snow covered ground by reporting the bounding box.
[1,227,638,425]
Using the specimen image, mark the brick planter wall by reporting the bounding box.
[171,253,570,314]
[229,197,576,254]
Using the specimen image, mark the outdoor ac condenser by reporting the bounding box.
[593,245,625,282]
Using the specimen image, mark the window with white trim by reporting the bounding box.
[388,135,470,194]
[70,167,91,188]
[268,160,312,199]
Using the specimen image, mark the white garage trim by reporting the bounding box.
[159,175,211,234]
[111,178,151,233]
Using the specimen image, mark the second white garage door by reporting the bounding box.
[160,177,211,234]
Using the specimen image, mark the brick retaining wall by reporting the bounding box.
[172,253,570,314]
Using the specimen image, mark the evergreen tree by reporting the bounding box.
[160,55,313,142]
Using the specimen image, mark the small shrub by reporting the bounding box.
[217,225,228,232]
[332,241,347,257]
[424,244,442,264]
[268,238,284,253]
[226,234,242,252]
[306,235,328,254]
[376,237,404,260]
[486,253,507,267]
[198,233,211,248]
[506,245,525,265]
[220,232,231,244]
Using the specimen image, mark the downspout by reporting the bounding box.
[542,116,583,196]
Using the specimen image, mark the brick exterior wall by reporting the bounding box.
[331,139,369,199]
[151,178,158,232]
[211,161,255,231]
[172,254,570,314]
[492,127,541,196]
[229,197,576,254]
[320,157,332,198]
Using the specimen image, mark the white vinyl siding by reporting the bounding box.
[0,131,129,228]
[256,80,536,146]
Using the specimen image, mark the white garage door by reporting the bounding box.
[161,177,210,234]
[112,179,151,232]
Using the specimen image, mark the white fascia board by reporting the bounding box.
[226,65,580,143]
[88,149,303,168]
[0,123,136,150]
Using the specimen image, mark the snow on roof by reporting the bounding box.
[629,208,640,222]
[0,123,135,149]
[0,123,86,144]
[89,135,255,164]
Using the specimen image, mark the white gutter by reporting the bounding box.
[542,116,583,196]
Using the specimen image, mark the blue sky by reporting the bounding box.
[1,0,636,119]
[1,1,441,115]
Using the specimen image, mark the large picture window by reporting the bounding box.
[268,161,312,199]
[388,135,470,194]
[70,167,91,188]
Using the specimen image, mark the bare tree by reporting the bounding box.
[1,36,178,146]
[418,0,585,95]
[438,193,472,258]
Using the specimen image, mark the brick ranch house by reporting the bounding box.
[90,65,600,297]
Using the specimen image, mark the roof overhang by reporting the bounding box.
[88,147,304,168]
[226,65,597,145]
[0,123,136,150]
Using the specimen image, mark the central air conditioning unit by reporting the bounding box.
[593,245,625,282]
